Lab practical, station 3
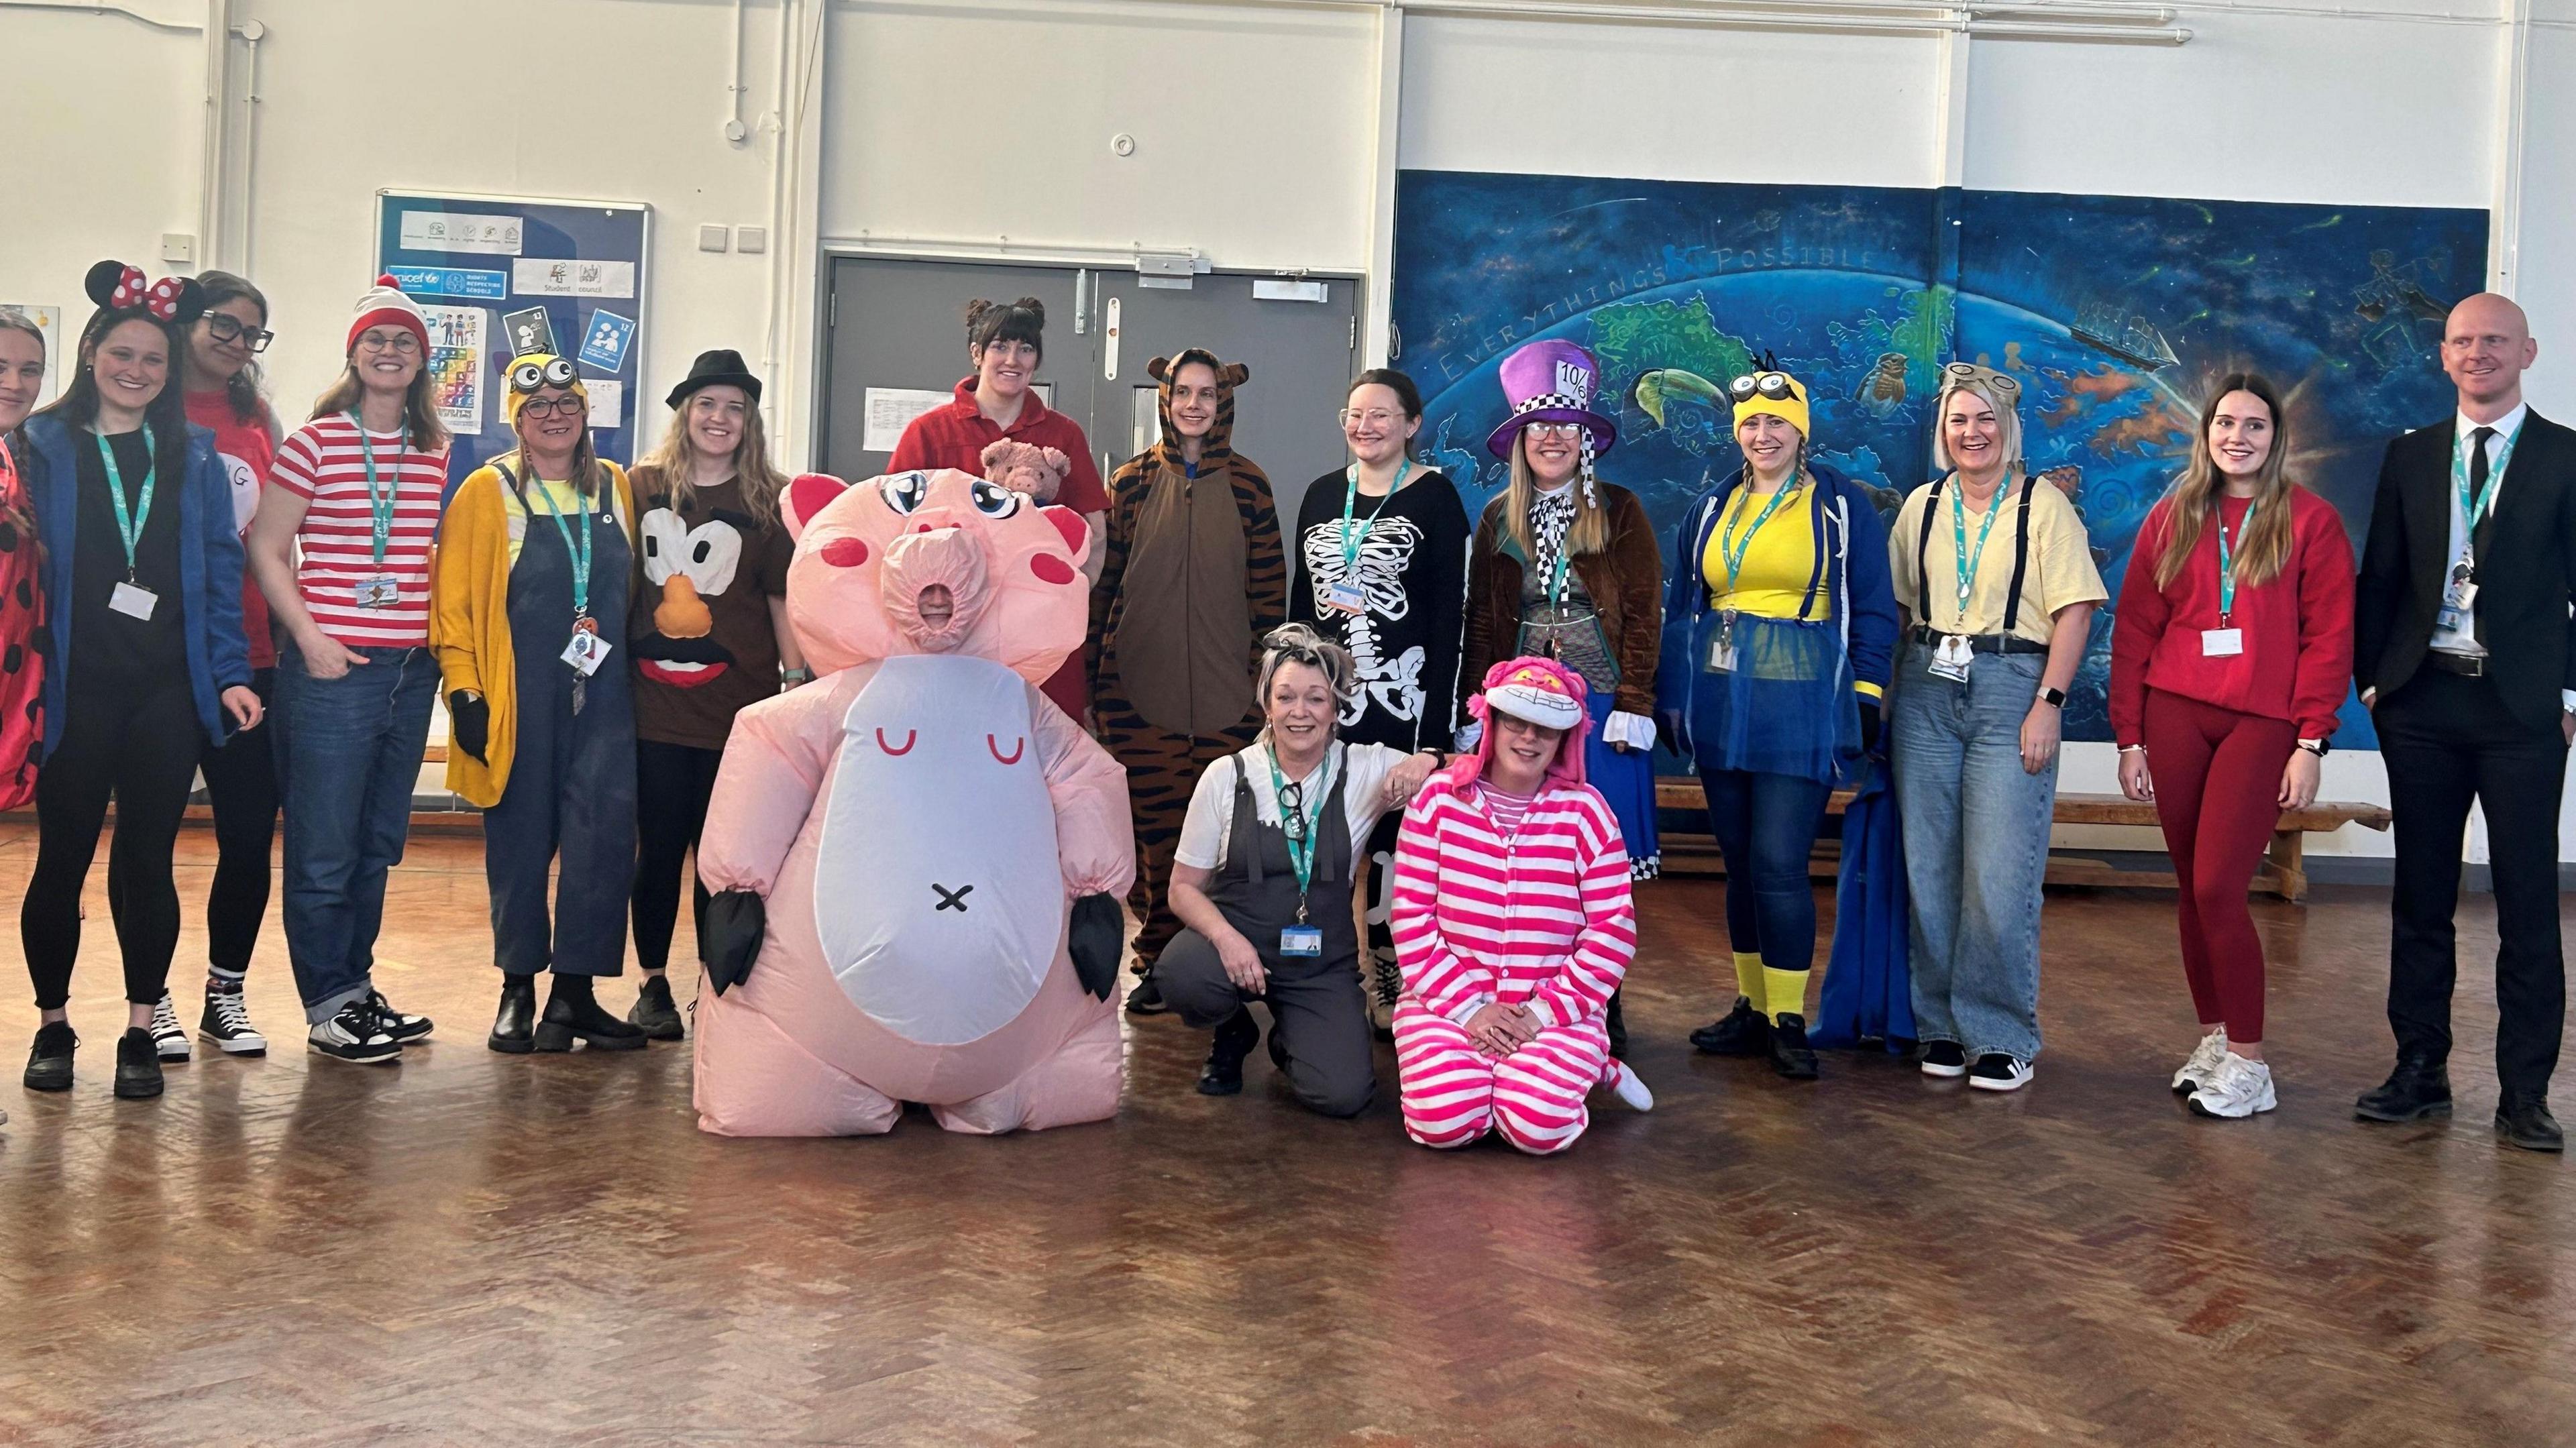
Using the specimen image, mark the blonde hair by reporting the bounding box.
[1503,433,1610,559]
[310,362,450,454]
[1254,623,1357,742]
[635,391,790,530]
[2153,372,2296,592]
[1929,376,2024,477]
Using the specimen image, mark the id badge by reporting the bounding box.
[109,581,158,620]
[561,626,612,676]
[1927,633,1975,683]
[1324,579,1367,614]
[1708,634,1738,673]
[352,575,400,610]
[2200,628,2244,658]
[1279,925,1324,958]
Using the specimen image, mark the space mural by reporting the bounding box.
[1391,170,2488,747]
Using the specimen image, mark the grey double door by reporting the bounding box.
[818,256,1362,526]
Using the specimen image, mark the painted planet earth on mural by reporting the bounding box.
[1393,171,2487,747]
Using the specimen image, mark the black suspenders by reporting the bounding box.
[1917,476,2035,634]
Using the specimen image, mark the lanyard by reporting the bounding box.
[1948,481,2005,610]
[1265,743,1336,913]
[1340,459,1409,575]
[2216,498,2255,621]
[1717,478,1799,595]
[527,472,596,619]
[2453,424,2519,541]
[95,427,158,582]
[347,416,394,566]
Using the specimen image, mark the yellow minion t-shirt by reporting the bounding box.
[1701,482,1819,619]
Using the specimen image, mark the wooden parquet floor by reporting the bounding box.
[0,820,2569,1447]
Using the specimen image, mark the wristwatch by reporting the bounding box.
[2296,737,2329,758]
[2037,685,2067,709]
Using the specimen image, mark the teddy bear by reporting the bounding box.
[977,438,1069,504]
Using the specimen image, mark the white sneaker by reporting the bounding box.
[199,987,268,1056]
[148,991,191,1062]
[1607,1060,1655,1111]
[2188,1052,2277,1119]
[2171,1026,2229,1096]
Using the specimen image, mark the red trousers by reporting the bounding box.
[2143,689,2296,1044]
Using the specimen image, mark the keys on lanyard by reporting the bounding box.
[1324,460,1408,614]
[1932,482,2005,683]
[1709,480,1798,673]
[96,428,160,621]
[530,478,613,713]
[2202,498,2254,659]
[1268,744,1336,955]
[347,416,402,609]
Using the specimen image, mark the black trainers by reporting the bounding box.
[199,985,268,1057]
[628,974,685,1042]
[113,1027,164,1099]
[1196,1009,1259,1096]
[1919,1040,1968,1078]
[1769,1013,1819,1080]
[307,1001,400,1065]
[23,1021,76,1093]
[1968,1054,2035,1093]
[1690,997,1772,1056]
[1124,978,1169,1016]
[367,991,434,1046]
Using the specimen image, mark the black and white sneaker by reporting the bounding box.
[1919,1041,1968,1078]
[148,991,192,1062]
[308,1001,400,1064]
[367,991,434,1046]
[1968,1054,2035,1093]
[199,985,268,1057]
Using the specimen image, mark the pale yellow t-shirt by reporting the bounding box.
[1889,476,2106,645]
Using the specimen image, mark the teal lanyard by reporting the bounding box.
[2216,498,2256,621]
[1947,480,2005,614]
[1717,478,1798,595]
[527,473,596,619]
[1340,459,1410,576]
[95,427,158,582]
[2453,424,2519,539]
[347,416,393,566]
[1266,744,1336,910]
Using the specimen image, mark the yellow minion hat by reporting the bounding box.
[1730,369,1811,441]
[502,352,589,427]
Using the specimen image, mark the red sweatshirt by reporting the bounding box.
[185,389,278,668]
[2109,487,2355,746]
[889,378,1106,718]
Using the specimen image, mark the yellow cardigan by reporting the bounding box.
[431,457,635,808]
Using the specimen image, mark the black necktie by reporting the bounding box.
[2469,425,2499,559]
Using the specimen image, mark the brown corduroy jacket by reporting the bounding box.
[1462,482,1664,720]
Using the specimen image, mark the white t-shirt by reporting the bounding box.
[1173,740,1411,873]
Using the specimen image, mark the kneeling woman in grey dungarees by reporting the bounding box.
[1154,624,1440,1115]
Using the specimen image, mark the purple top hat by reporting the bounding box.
[1485,339,1619,460]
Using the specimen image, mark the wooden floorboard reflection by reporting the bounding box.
[0,822,2567,1447]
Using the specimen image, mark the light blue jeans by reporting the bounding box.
[1888,641,2056,1062]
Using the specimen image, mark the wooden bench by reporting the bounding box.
[1651,779,2391,902]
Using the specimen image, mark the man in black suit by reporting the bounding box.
[2353,292,2576,1152]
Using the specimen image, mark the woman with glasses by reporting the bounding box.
[1884,363,2105,1093]
[1656,365,1897,1080]
[433,351,645,1056]
[247,277,451,1064]
[1152,624,1442,1114]
[1289,369,1472,1033]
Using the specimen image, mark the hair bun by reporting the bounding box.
[963,298,995,330]
[1012,296,1045,327]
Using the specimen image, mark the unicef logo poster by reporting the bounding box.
[1392,171,2483,746]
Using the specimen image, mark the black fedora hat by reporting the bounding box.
[667,348,763,408]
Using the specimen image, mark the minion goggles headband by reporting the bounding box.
[510,356,580,394]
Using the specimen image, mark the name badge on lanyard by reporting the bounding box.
[1929,632,1974,682]
[2438,561,2478,635]
[2204,498,2253,659]
[96,429,162,620]
[348,418,403,609]
[1279,925,1324,957]
[1326,461,1407,614]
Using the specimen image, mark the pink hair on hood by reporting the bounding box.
[1430,654,1593,797]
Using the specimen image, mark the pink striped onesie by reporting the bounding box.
[1388,771,1636,1154]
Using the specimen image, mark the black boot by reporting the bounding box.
[488,973,539,1054]
[535,975,648,1052]
[1690,997,1772,1057]
[1197,1009,1260,1096]
[1124,976,1169,1016]
[628,974,685,1042]
[113,1027,164,1100]
[2354,1056,2451,1123]
[1605,989,1629,1060]
[2495,1099,2565,1153]
[1770,1012,1819,1080]
[23,1021,76,1093]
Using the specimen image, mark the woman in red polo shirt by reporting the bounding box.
[888,296,1107,720]
[2110,372,2354,1123]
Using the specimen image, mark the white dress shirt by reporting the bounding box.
[2428,402,2528,659]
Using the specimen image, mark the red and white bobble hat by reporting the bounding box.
[346,274,430,356]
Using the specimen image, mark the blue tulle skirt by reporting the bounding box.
[1585,689,1661,879]
[1681,612,1856,787]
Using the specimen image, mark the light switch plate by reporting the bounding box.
[735,226,769,255]
[697,223,729,253]
[160,233,195,266]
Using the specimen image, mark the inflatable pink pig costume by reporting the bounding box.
[690,467,1134,1136]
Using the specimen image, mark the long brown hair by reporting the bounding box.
[2153,372,2294,590]
[634,392,789,530]
[310,361,450,454]
[1503,433,1609,559]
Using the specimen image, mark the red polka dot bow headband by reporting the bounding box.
[83,260,205,327]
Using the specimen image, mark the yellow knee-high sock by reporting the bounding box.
[1763,967,1811,1024]
[1733,952,1767,1012]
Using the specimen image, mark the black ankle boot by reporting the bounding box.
[113,1027,164,1100]
[1690,997,1772,1057]
[23,1021,76,1093]
[2354,1055,2451,1123]
[1770,1012,1819,1080]
[535,976,648,1053]
[1197,1009,1259,1096]
[627,974,685,1042]
[488,974,539,1054]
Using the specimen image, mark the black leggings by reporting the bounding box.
[631,738,721,974]
[23,679,205,1009]
[108,667,274,981]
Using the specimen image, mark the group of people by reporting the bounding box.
[0,254,2564,1156]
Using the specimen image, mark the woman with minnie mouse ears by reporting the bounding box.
[18,261,262,1102]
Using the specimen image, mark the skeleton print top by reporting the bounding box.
[1287,467,1472,753]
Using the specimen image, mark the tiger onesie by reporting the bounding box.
[1087,350,1286,982]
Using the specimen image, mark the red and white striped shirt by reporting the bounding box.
[1389,779,1635,1030]
[267,416,448,648]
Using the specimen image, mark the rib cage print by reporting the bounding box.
[1303,514,1428,728]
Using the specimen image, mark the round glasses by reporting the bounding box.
[518,395,587,420]
[1943,361,2022,394]
[204,313,274,353]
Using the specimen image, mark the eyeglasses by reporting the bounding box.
[1523,421,1585,438]
[1728,372,1799,403]
[1279,779,1309,846]
[205,314,274,353]
[1943,361,2021,395]
[353,331,419,355]
[518,395,587,420]
[1338,408,1403,428]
